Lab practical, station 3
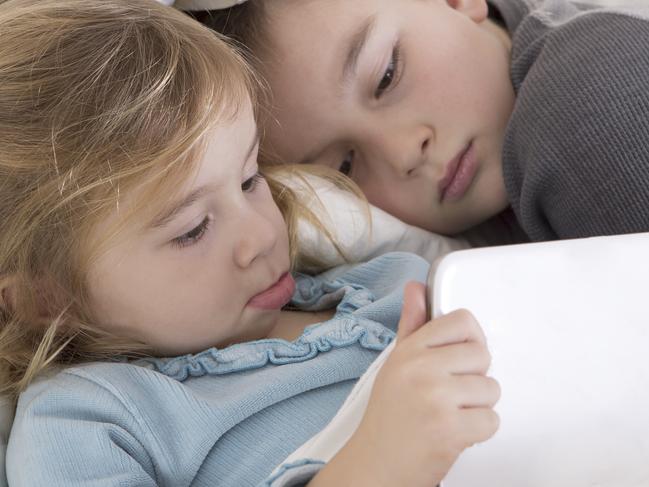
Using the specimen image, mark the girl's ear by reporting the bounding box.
[447,0,489,23]
[1,275,64,323]
[0,276,16,314]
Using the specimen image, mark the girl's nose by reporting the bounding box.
[233,207,279,269]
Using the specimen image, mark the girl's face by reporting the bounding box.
[86,103,293,355]
[261,0,515,234]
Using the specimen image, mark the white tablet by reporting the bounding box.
[430,232,649,487]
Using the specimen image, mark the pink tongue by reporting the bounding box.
[249,273,296,309]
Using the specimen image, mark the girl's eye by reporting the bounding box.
[374,42,402,99]
[242,172,264,192]
[172,216,211,249]
[338,150,354,176]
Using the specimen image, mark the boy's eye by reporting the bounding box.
[374,42,402,99]
[172,216,211,249]
[242,172,264,192]
[338,150,355,176]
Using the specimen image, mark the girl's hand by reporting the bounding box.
[347,281,500,486]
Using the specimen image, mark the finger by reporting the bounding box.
[397,281,428,341]
[414,309,487,348]
[446,375,501,409]
[414,341,492,376]
[456,408,501,446]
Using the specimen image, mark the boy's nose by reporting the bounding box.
[373,126,433,178]
[233,208,278,269]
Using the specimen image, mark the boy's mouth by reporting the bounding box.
[438,141,478,203]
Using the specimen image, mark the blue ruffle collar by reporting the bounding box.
[135,273,395,381]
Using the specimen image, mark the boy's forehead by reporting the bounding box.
[265,0,386,81]
[258,3,361,164]
[266,0,380,46]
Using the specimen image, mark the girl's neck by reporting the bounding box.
[267,308,336,342]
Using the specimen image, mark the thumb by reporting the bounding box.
[397,281,428,341]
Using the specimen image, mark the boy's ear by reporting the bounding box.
[447,0,489,23]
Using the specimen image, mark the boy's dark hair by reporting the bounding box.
[186,2,269,65]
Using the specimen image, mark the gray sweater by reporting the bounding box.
[489,0,649,241]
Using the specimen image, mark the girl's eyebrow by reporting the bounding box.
[342,15,377,83]
[151,186,211,230]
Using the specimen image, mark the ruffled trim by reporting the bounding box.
[136,275,394,382]
[291,273,373,313]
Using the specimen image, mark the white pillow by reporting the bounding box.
[285,174,470,273]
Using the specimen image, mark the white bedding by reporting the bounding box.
[287,174,469,273]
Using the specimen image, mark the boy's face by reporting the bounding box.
[86,103,293,355]
[262,0,515,234]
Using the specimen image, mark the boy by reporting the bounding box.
[185,0,649,241]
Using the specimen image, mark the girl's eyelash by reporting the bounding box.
[172,216,211,249]
[241,172,264,192]
[375,41,402,99]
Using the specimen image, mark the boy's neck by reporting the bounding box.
[483,18,512,54]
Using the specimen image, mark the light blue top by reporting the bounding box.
[6,252,428,486]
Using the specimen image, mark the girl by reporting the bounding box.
[0,1,499,486]
[188,0,649,243]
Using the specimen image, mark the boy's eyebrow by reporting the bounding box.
[244,127,260,162]
[151,128,259,229]
[342,15,377,82]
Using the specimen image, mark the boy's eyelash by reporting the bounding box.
[241,172,264,192]
[172,216,211,249]
[375,41,402,99]
[339,150,355,176]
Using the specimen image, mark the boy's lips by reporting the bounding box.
[438,141,478,203]
[247,272,295,310]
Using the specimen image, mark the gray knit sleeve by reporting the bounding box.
[503,9,649,241]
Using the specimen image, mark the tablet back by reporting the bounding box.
[431,233,649,487]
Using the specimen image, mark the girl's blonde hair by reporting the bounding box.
[0,0,334,400]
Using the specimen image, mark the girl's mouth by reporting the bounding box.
[247,272,295,310]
